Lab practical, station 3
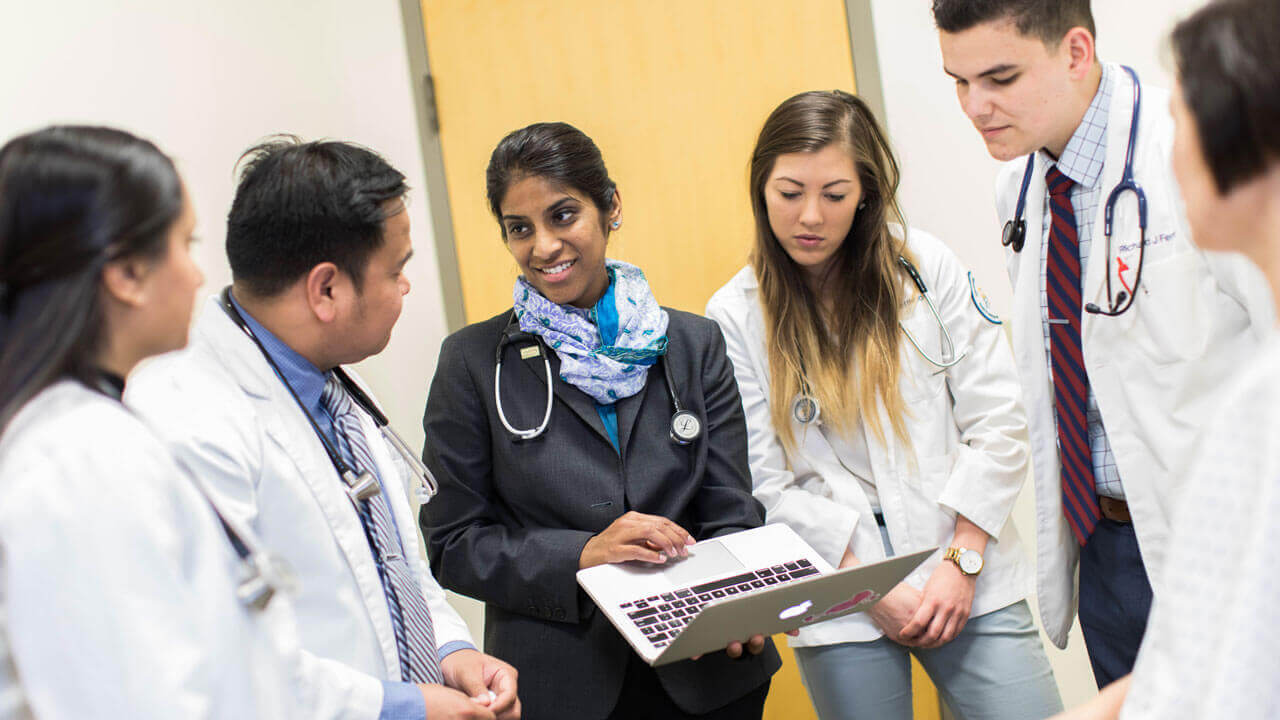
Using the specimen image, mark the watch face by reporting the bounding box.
[958,550,983,575]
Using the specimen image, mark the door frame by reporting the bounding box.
[397,0,889,332]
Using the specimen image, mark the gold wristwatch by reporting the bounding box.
[944,546,984,576]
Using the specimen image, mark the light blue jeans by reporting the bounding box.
[793,528,1063,720]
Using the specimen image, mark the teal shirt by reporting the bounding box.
[593,278,621,452]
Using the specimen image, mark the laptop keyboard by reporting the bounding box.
[617,558,819,648]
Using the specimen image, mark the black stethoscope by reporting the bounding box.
[791,255,964,425]
[219,287,439,508]
[1001,65,1148,317]
[493,313,702,445]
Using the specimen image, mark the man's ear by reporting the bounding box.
[101,256,152,308]
[1062,26,1097,81]
[305,262,344,323]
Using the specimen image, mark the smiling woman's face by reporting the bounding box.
[499,174,618,308]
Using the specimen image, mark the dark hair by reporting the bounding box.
[226,136,408,297]
[0,125,182,430]
[485,122,616,236]
[932,0,1096,45]
[749,90,912,450]
[1172,0,1280,194]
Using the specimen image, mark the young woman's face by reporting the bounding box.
[764,144,864,283]
[499,174,619,308]
[137,190,204,357]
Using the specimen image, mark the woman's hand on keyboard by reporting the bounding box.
[578,511,695,569]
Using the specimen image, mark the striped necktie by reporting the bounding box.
[321,373,442,684]
[1045,165,1102,545]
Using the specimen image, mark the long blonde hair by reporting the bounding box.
[749,90,912,450]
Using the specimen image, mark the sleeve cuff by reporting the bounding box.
[379,681,425,720]
[438,640,476,661]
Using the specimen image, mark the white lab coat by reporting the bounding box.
[0,381,298,719]
[1121,329,1280,719]
[127,298,475,717]
[994,63,1274,648]
[706,228,1033,646]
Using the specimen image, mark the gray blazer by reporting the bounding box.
[421,308,780,719]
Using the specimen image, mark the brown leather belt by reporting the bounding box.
[1099,496,1131,524]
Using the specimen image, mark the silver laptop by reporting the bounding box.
[577,523,934,666]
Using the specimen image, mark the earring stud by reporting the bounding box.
[611,221,621,229]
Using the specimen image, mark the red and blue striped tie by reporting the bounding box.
[1045,165,1101,545]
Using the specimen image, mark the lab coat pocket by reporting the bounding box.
[1133,250,1210,365]
[915,453,955,503]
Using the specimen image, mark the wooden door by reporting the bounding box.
[416,1,940,717]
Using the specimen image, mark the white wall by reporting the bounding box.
[0,0,448,454]
[866,0,1210,708]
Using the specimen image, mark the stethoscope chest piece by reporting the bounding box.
[236,552,298,611]
[793,395,821,425]
[1001,217,1027,253]
[670,409,702,445]
[343,469,382,503]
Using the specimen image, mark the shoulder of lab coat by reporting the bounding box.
[0,382,299,719]
[128,297,463,717]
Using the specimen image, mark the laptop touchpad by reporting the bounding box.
[661,540,744,586]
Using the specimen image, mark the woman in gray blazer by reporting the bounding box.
[420,122,780,720]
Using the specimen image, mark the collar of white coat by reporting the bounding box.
[195,295,283,400]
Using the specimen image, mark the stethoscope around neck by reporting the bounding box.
[791,254,964,426]
[493,312,702,446]
[1001,65,1148,317]
[218,287,439,508]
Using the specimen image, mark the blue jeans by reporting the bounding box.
[1078,518,1152,687]
[793,527,1062,720]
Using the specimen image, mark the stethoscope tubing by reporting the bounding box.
[793,255,965,424]
[1002,66,1147,318]
[493,313,697,444]
[218,287,437,502]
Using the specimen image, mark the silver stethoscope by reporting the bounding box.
[1002,65,1148,317]
[791,255,965,425]
[219,287,439,507]
[494,313,703,445]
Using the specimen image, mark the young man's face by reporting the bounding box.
[939,19,1076,161]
